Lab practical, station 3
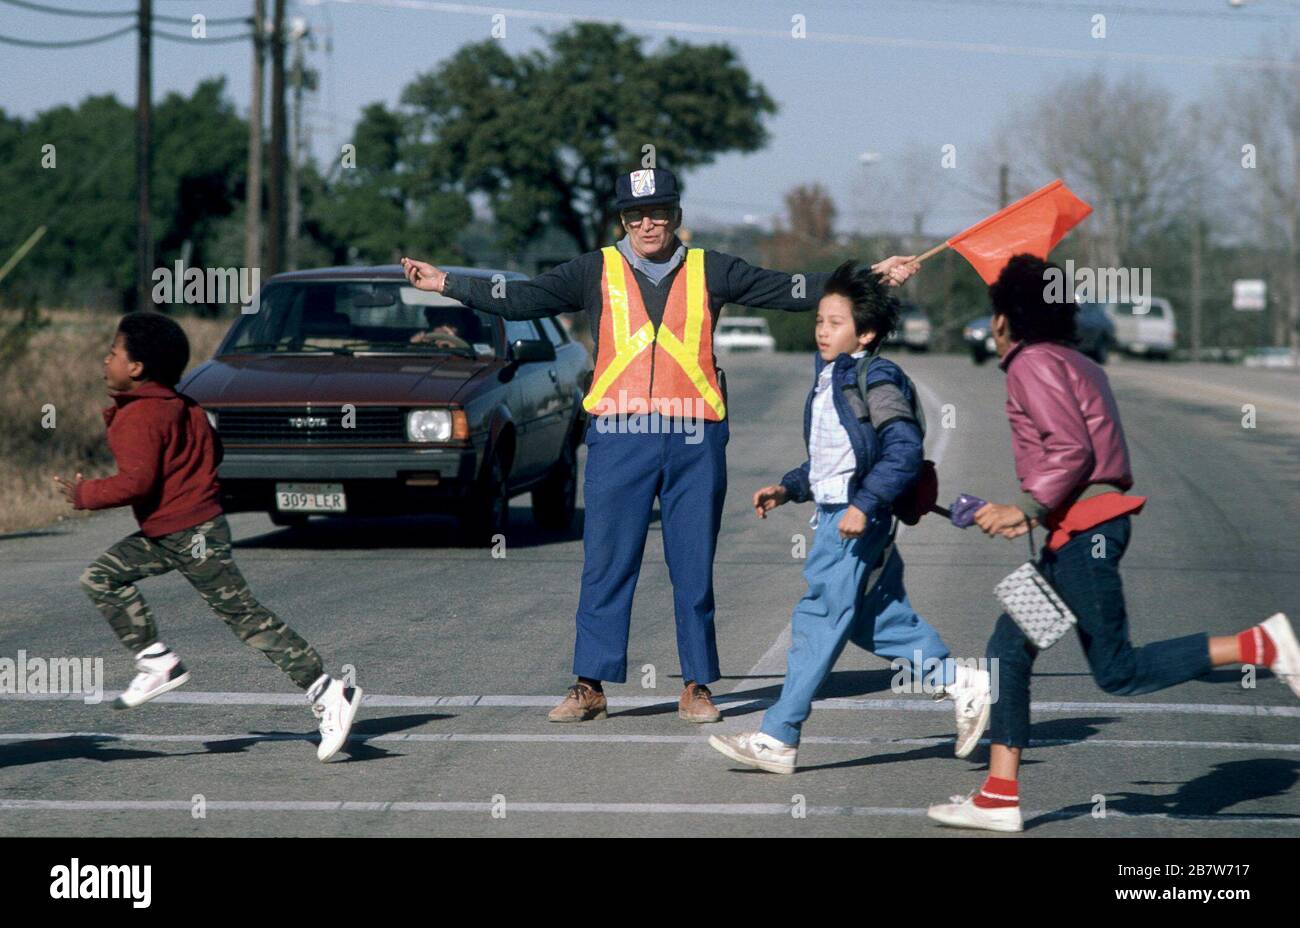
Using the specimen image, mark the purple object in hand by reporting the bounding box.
[950,494,987,529]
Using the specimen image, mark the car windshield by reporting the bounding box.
[222,282,500,358]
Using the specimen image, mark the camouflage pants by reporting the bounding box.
[80,515,324,689]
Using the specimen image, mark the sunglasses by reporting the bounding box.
[621,206,677,226]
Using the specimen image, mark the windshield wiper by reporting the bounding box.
[339,340,477,359]
[224,342,354,355]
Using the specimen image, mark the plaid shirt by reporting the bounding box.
[808,350,866,505]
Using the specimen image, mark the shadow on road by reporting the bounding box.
[0,735,206,769]
[1027,758,1300,830]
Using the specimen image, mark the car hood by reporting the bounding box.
[179,353,497,406]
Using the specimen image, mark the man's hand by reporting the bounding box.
[400,257,447,293]
[871,255,920,288]
[752,484,788,519]
[973,502,1035,538]
[53,473,83,507]
[839,505,868,539]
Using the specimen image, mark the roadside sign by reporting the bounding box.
[1233,279,1267,311]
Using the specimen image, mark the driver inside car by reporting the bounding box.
[410,306,476,348]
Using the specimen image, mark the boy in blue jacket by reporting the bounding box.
[709,262,989,774]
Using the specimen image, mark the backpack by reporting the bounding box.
[847,356,938,526]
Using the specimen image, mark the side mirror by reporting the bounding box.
[511,338,556,364]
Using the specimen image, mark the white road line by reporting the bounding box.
[0,798,1294,825]
[3,690,1297,717]
[2,731,1298,752]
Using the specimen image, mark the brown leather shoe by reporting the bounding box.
[547,683,608,723]
[678,682,722,723]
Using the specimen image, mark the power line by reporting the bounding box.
[0,25,135,47]
[310,0,1299,73]
[154,29,255,44]
[829,0,1298,24]
[0,0,251,26]
[0,26,256,48]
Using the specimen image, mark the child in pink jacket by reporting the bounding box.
[927,254,1300,833]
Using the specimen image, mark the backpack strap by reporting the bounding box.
[851,356,926,438]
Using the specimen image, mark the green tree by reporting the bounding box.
[310,102,471,265]
[400,21,776,254]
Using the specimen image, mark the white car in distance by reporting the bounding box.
[715,316,776,353]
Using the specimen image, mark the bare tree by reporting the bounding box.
[1219,48,1300,350]
[993,71,1201,269]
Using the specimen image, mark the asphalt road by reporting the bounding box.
[1,351,1297,837]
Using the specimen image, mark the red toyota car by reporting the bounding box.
[177,265,592,544]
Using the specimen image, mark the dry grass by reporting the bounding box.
[0,308,230,537]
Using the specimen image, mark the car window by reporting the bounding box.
[538,317,568,347]
[223,281,500,357]
[505,318,542,345]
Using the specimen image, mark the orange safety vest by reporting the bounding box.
[583,246,727,421]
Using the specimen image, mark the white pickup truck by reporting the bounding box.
[1104,297,1176,359]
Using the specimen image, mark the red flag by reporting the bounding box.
[947,180,1092,284]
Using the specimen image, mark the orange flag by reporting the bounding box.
[947,179,1092,284]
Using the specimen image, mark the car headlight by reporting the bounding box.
[407,409,453,442]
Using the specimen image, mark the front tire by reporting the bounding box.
[461,447,509,547]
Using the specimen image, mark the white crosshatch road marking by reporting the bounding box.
[1,730,1299,752]
[0,798,1294,825]
[2,689,1297,717]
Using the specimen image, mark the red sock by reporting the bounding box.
[973,776,1019,809]
[1238,626,1278,668]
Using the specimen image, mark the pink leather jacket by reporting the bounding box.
[999,341,1133,518]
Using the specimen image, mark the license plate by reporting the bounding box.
[275,482,346,513]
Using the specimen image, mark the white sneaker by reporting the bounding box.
[1259,613,1300,699]
[927,790,1024,833]
[708,731,797,774]
[941,665,992,758]
[113,643,190,710]
[309,675,362,762]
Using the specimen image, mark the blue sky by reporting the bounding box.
[2,0,1296,237]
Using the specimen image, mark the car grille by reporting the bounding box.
[216,406,408,444]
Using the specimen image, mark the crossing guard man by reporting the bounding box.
[402,167,917,723]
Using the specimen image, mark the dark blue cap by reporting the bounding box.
[614,167,681,211]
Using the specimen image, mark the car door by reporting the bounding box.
[502,317,552,482]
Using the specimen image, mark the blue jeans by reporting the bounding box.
[573,416,728,685]
[760,504,955,746]
[986,516,1212,748]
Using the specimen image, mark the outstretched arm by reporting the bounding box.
[707,253,921,314]
[401,254,592,320]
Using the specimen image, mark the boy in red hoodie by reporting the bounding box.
[54,311,361,762]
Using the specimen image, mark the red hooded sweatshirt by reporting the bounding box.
[74,381,223,537]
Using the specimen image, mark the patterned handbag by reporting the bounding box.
[993,519,1077,649]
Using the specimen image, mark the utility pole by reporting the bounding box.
[267,0,287,276]
[288,17,309,271]
[245,0,265,276]
[998,163,1009,209]
[136,0,153,310]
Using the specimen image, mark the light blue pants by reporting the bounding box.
[760,504,955,746]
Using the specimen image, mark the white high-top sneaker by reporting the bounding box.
[928,790,1024,833]
[708,731,797,774]
[113,643,190,710]
[938,664,991,758]
[1259,613,1300,699]
[308,674,363,762]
